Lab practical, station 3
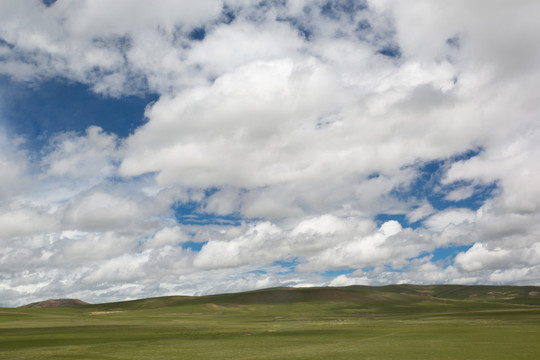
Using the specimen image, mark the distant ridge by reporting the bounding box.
[81,284,540,311]
[16,285,540,309]
[18,298,89,309]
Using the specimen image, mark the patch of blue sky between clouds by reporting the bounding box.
[379,149,498,226]
[410,244,473,269]
[446,35,461,49]
[248,269,268,275]
[0,76,157,150]
[273,257,300,275]
[375,213,413,228]
[276,15,314,41]
[383,264,404,273]
[173,200,244,226]
[220,4,236,25]
[181,241,208,252]
[320,0,367,21]
[320,268,355,278]
[41,0,57,7]
[378,45,401,58]
[0,37,13,50]
[188,27,207,41]
[173,187,265,226]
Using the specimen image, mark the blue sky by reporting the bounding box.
[1,0,540,306]
[1,76,155,143]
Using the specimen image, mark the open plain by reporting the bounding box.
[2,285,540,360]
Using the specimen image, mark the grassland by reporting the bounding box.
[1,285,540,359]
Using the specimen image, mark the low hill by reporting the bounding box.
[8,285,540,360]
[86,284,540,311]
[18,285,540,310]
[18,298,90,309]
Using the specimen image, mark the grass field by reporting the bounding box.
[1,285,540,359]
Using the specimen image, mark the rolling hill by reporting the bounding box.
[32,284,539,311]
[5,285,540,360]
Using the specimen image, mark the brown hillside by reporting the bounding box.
[18,298,89,309]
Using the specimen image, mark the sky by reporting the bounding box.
[1,0,539,307]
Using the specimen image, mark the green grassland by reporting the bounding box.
[1,285,540,359]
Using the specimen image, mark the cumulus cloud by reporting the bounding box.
[42,126,119,179]
[444,186,475,202]
[1,1,540,306]
[0,0,224,94]
[329,274,371,287]
[406,202,435,223]
[455,243,511,272]
[424,208,476,233]
[0,203,57,239]
[0,127,29,201]
[297,220,404,272]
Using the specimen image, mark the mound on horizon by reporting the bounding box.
[18,298,90,309]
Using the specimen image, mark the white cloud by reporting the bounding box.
[455,243,511,272]
[489,267,540,284]
[144,226,188,249]
[292,215,348,236]
[42,126,119,179]
[329,274,371,287]
[455,241,540,273]
[185,20,306,79]
[0,129,28,201]
[61,189,163,232]
[81,252,149,284]
[445,186,475,201]
[406,203,435,223]
[0,203,57,239]
[193,221,283,270]
[445,132,540,217]
[424,208,476,233]
[0,0,223,94]
[62,0,222,37]
[55,231,137,264]
[298,220,404,272]
[120,57,345,186]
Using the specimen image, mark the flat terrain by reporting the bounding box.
[1,285,540,359]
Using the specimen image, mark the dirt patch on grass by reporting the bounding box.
[90,311,124,315]
[206,303,223,309]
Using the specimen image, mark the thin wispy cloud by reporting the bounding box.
[0,0,539,306]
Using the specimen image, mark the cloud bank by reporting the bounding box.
[0,0,539,306]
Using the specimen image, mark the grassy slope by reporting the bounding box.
[1,285,540,360]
